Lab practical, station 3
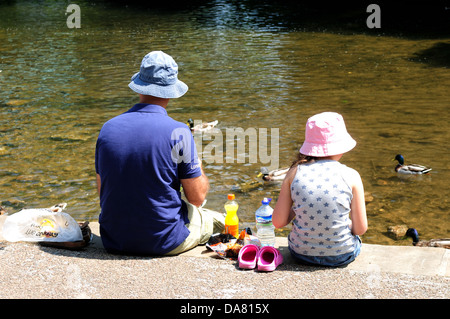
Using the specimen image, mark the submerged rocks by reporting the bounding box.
[364,191,374,204]
[5,99,31,107]
[387,224,409,239]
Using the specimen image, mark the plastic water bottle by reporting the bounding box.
[224,194,239,238]
[255,198,275,247]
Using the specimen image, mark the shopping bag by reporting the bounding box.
[2,204,83,243]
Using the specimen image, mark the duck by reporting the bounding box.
[406,228,450,248]
[258,167,289,182]
[187,118,218,132]
[48,203,67,213]
[393,154,432,174]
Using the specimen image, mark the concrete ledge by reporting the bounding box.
[181,228,450,277]
[82,222,450,277]
[74,222,450,277]
[0,222,448,299]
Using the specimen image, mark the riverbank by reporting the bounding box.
[0,222,448,300]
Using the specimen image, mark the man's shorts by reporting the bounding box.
[165,200,225,255]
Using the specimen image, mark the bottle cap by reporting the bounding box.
[227,194,235,200]
[262,197,272,204]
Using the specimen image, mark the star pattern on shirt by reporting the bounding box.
[289,161,355,256]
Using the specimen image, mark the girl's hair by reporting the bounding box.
[290,152,318,168]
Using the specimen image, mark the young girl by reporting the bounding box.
[273,112,367,267]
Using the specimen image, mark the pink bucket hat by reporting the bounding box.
[299,112,356,157]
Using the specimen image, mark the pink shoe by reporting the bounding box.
[238,244,260,269]
[257,246,283,272]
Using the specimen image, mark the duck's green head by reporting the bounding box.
[406,228,419,244]
[187,118,194,129]
[394,154,404,165]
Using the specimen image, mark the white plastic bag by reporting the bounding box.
[2,207,82,243]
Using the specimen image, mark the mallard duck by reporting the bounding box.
[406,228,450,248]
[393,154,432,174]
[258,167,289,181]
[187,119,218,132]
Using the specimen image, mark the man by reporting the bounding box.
[95,51,224,255]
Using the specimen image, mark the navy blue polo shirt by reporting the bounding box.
[95,103,201,255]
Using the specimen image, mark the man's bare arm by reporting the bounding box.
[180,168,209,207]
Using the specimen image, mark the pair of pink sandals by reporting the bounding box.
[238,244,283,271]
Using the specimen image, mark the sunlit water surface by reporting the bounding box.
[1,0,449,246]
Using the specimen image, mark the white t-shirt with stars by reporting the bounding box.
[288,160,359,257]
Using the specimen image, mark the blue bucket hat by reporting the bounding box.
[128,51,188,98]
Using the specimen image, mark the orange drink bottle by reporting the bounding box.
[224,194,239,238]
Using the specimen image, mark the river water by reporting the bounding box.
[1,0,449,246]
